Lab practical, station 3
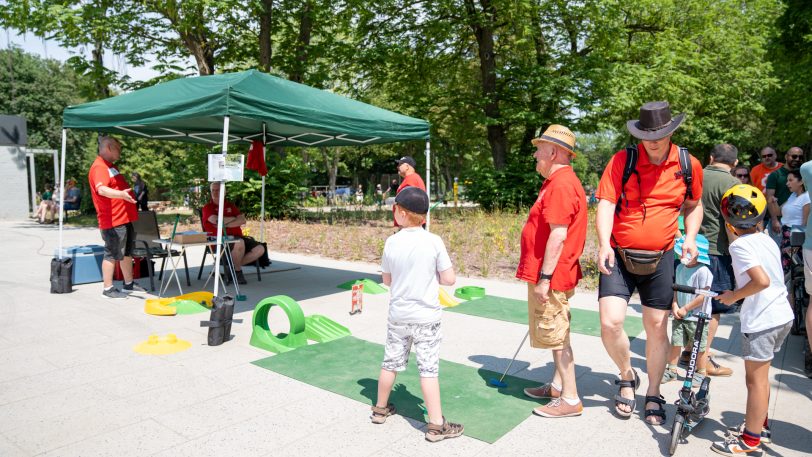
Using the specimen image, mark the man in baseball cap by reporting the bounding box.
[393,155,426,226]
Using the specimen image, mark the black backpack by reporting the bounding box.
[615,145,693,221]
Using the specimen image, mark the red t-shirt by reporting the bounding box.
[88,156,138,230]
[393,173,427,226]
[750,162,782,193]
[596,143,703,251]
[515,167,587,291]
[202,200,243,237]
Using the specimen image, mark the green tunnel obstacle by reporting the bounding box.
[250,295,351,354]
[455,286,486,300]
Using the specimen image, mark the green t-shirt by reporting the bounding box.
[700,165,740,255]
[766,167,792,206]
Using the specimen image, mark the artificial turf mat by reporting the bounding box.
[252,336,542,443]
[446,295,645,339]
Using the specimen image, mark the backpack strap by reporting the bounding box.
[615,145,640,215]
[678,146,693,202]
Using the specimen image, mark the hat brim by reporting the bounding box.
[626,113,685,141]
[530,137,577,157]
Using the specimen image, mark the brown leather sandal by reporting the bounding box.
[425,417,464,442]
[370,403,396,424]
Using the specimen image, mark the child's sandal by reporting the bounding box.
[370,403,396,424]
[425,417,464,442]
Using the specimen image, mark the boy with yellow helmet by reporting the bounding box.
[710,184,794,456]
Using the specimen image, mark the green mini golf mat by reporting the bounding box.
[252,336,542,443]
[447,295,644,339]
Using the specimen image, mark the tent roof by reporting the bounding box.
[62,70,429,147]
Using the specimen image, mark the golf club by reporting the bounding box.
[488,330,530,388]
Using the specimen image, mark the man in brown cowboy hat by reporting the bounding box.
[595,101,704,425]
[517,125,588,418]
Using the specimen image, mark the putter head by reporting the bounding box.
[488,378,507,388]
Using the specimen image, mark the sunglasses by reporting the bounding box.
[789,154,804,159]
[735,174,748,178]
[761,154,775,159]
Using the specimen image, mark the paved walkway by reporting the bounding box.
[1,221,809,456]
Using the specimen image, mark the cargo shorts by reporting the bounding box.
[528,283,574,350]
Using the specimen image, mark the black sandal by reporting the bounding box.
[644,395,666,425]
[613,369,639,418]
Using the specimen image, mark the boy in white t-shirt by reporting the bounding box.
[712,185,794,456]
[370,186,464,442]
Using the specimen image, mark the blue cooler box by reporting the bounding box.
[54,245,105,284]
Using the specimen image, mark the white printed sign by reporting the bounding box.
[207,154,245,182]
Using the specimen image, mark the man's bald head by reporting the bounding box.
[98,136,122,162]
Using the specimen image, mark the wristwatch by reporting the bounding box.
[539,273,553,281]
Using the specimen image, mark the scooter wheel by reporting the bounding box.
[669,414,685,456]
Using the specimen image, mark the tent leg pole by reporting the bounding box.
[261,123,267,243]
[425,140,431,232]
[213,116,230,297]
[57,129,67,259]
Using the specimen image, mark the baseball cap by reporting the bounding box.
[395,156,417,168]
[395,186,429,214]
[674,234,710,266]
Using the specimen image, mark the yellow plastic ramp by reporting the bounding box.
[145,291,214,316]
[439,288,459,308]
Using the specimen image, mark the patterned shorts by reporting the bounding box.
[381,320,442,377]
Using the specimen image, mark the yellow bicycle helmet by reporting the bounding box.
[720,184,767,229]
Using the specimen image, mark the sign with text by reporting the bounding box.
[207,154,245,182]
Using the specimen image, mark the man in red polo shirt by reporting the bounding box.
[393,156,426,227]
[595,101,703,425]
[516,125,587,418]
[202,182,265,285]
[88,136,143,299]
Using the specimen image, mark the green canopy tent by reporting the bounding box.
[58,69,431,296]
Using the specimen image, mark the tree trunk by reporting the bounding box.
[321,148,341,205]
[259,0,274,72]
[92,38,111,99]
[289,0,314,83]
[464,0,507,169]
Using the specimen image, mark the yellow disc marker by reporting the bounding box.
[134,334,192,355]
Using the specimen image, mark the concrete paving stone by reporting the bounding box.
[153,409,323,457]
[40,418,187,457]
[385,422,488,457]
[274,408,418,457]
[47,349,171,388]
[0,433,27,457]
[0,382,117,431]
[0,371,79,405]
[3,397,152,455]
[164,344,270,375]
[0,353,58,383]
[153,377,309,440]
[120,374,234,419]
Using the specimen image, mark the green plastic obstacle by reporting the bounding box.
[336,278,388,294]
[454,286,486,300]
[172,299,210,315]
[250,295,351,354]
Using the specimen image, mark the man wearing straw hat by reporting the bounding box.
[595,101,704,425]
[517,125,588,418]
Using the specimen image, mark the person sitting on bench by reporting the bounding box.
[201,182,265,285]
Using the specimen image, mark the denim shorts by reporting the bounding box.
[709,254,737,315]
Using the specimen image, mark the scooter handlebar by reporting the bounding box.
[672,284,718,298]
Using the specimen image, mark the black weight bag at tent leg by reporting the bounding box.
[50,257,73,294]
[200,296,242,346]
